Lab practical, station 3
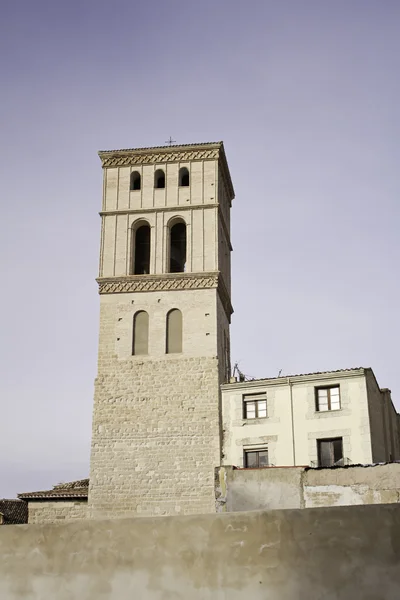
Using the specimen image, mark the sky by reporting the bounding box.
[1,0,399,498]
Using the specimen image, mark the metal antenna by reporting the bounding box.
[165,136,176,146]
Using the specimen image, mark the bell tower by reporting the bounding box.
[88,142,234,518]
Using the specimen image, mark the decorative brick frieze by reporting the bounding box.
[99,148,220,168]
[97,273,218,295]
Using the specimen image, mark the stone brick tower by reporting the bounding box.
[88,142,234,518]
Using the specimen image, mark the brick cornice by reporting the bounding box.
[97,272,233,320]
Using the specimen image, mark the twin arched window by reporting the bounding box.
[130,171,141,191]
[132,309,182,355]
[131,219,187,275]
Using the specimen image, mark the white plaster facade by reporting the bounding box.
[221,368,400,468]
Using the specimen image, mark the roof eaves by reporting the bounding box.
[98,141,222,155]
[221,367,367,390]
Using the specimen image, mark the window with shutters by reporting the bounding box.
[315,386,341,412]
[243,394,267,419]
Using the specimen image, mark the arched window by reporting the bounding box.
[154,169,165,189]
[132,223,151,274]
[169,221,186,273]
[179,167,189,187]
[130,171,141,191]
[166,309,182,354]
[132,311,149,355]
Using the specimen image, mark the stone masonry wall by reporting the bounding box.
[28,500,87,524]
[89,354,221,518]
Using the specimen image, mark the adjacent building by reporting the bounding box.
[222,367,400,469]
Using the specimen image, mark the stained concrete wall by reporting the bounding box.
[216,463,400,512]
[1,505,400,599]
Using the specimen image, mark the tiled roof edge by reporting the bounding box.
[222,367,367,389]
[98,141,222,154]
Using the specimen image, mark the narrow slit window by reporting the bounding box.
[130,171,141,191]
[132,224,151,275]
[154,169,165,189]
[132,311,149,355]
[169,222,186,273]
[166,309,182,354]
[179,167,189,187]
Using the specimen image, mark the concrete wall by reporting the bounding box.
[221,369,374,468]
[216,464,400,512]
[27,500,87,524]
[304,464,400,508]
[1,505,400,599]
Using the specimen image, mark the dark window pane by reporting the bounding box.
[246,452,257,468]
[258,451,269,467]
[130,171,141,191]
[134,225,151,274]
[333,439,343,464]
[155,170,165,189]
[169,223,186,273]
[319,441,331,467]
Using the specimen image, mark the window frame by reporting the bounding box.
[317,437,344,467]
[315,385,341,412]
[242,394,267,420]
[244,448,269,468]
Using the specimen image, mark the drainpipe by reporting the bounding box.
[288,377,296,466]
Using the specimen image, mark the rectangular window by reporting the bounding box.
[317,437,343,467]
[315,386,340,412]
[243,394,267,419]
[244,448,269,468]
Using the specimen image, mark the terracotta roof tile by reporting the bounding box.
[18,478,89,500]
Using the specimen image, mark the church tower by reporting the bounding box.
[88,142,234,518]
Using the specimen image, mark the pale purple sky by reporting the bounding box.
[1,1,399,498]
